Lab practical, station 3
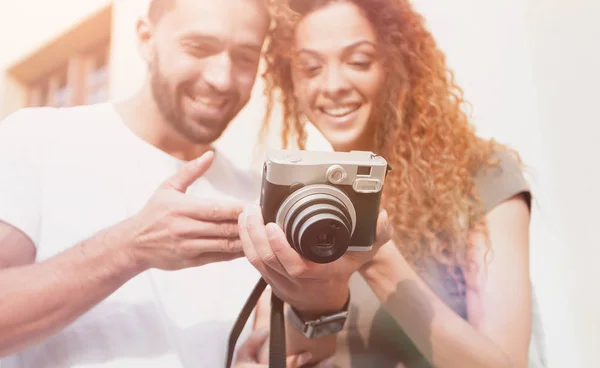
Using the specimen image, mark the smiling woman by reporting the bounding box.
[258,0,541,367]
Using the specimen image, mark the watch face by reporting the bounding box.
[312,320,346,339]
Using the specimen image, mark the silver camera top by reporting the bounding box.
[264,149,389,193]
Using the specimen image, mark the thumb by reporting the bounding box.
[375,209,393,246]
[160,150,215,192]
[235,328,270,363]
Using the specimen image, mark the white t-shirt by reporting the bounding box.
[0,102,262,368]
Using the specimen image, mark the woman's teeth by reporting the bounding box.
[320,105,360,117]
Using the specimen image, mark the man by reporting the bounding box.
[0,0,391,367]
[0,0,268,366]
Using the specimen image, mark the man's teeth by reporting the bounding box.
[194,96,226,108]
[321,105,359,117]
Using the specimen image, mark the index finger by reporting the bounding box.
[160,151,214,192]
[180,198,246,222]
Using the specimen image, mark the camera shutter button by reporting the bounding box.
[327,165,347,184]
[286,154,302,163]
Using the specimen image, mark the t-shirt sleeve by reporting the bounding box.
[473,149,532,214]
[0,109,44,247]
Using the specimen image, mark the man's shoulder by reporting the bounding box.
[0,103,116,135]
[208,149,262,203]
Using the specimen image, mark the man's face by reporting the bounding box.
[146,0,269,145]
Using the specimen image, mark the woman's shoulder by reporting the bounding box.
[472,147,532,214]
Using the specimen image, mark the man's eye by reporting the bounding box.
[233,52,259,67]
[183,42,217,57]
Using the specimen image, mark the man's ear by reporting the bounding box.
[136,16,155,64]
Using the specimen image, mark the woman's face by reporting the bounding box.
[291,1,385,151]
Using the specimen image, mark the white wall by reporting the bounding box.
[524,0,600,366]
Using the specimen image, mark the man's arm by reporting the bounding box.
[0,220,142,357]
[0,151,246,357]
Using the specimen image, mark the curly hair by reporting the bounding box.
[260,0,521,273]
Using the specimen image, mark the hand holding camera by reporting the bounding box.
[122,151,246,271]
[239,150,394,314]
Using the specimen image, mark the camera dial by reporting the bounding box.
[326,165,347,184]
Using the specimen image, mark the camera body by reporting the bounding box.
[260,149,390,264]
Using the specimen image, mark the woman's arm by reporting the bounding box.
[360,194,532,368]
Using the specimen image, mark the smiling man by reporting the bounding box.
[0,0,274,367]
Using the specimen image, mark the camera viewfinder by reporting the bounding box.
[357,166,371,176]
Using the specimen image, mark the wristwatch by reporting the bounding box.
[286,292,351,339]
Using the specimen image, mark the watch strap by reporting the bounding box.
[286,291,350,339]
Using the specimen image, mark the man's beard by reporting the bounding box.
[149,59,235,145]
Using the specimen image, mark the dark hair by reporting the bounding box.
[148,0,176,23]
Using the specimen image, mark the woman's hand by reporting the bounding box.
[238,204,393,314]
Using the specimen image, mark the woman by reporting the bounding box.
[253,0,541,367]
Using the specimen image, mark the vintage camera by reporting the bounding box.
[260,149,391,264]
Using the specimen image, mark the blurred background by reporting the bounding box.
[0,0,598,366]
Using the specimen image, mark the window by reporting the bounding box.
[26,42,110,108]
[85,46,110,105]
[7,4,113,111]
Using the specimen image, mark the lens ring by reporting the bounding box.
[288,202,352,254]
[275,184,356,235]
[286,196,351,238]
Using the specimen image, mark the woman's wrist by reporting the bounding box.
[360,243,412,300]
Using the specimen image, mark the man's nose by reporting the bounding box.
[203,52,234,93]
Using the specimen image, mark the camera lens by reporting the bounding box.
[297,214,350,260]
[282,192,353,264]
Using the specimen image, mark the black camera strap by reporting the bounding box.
[225,277,287,368]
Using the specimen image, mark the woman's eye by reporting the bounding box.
[348,58,372,69]
[353,62,371,69]
[295,61,322,77]
[304,65,322,74]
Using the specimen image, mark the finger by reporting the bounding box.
[374,209,393,247]
[245,205,286,274]
[239,210,261,270]
[175,218,239,238]
[313,356,337,368]
[160,151,215,192]
[253,287,272,331]
[183,237,244,254]
[265,223,315,279]
[235,328,269,363]
[287,352,313,368]
[179,199,246,222]
[185,250,244,267]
